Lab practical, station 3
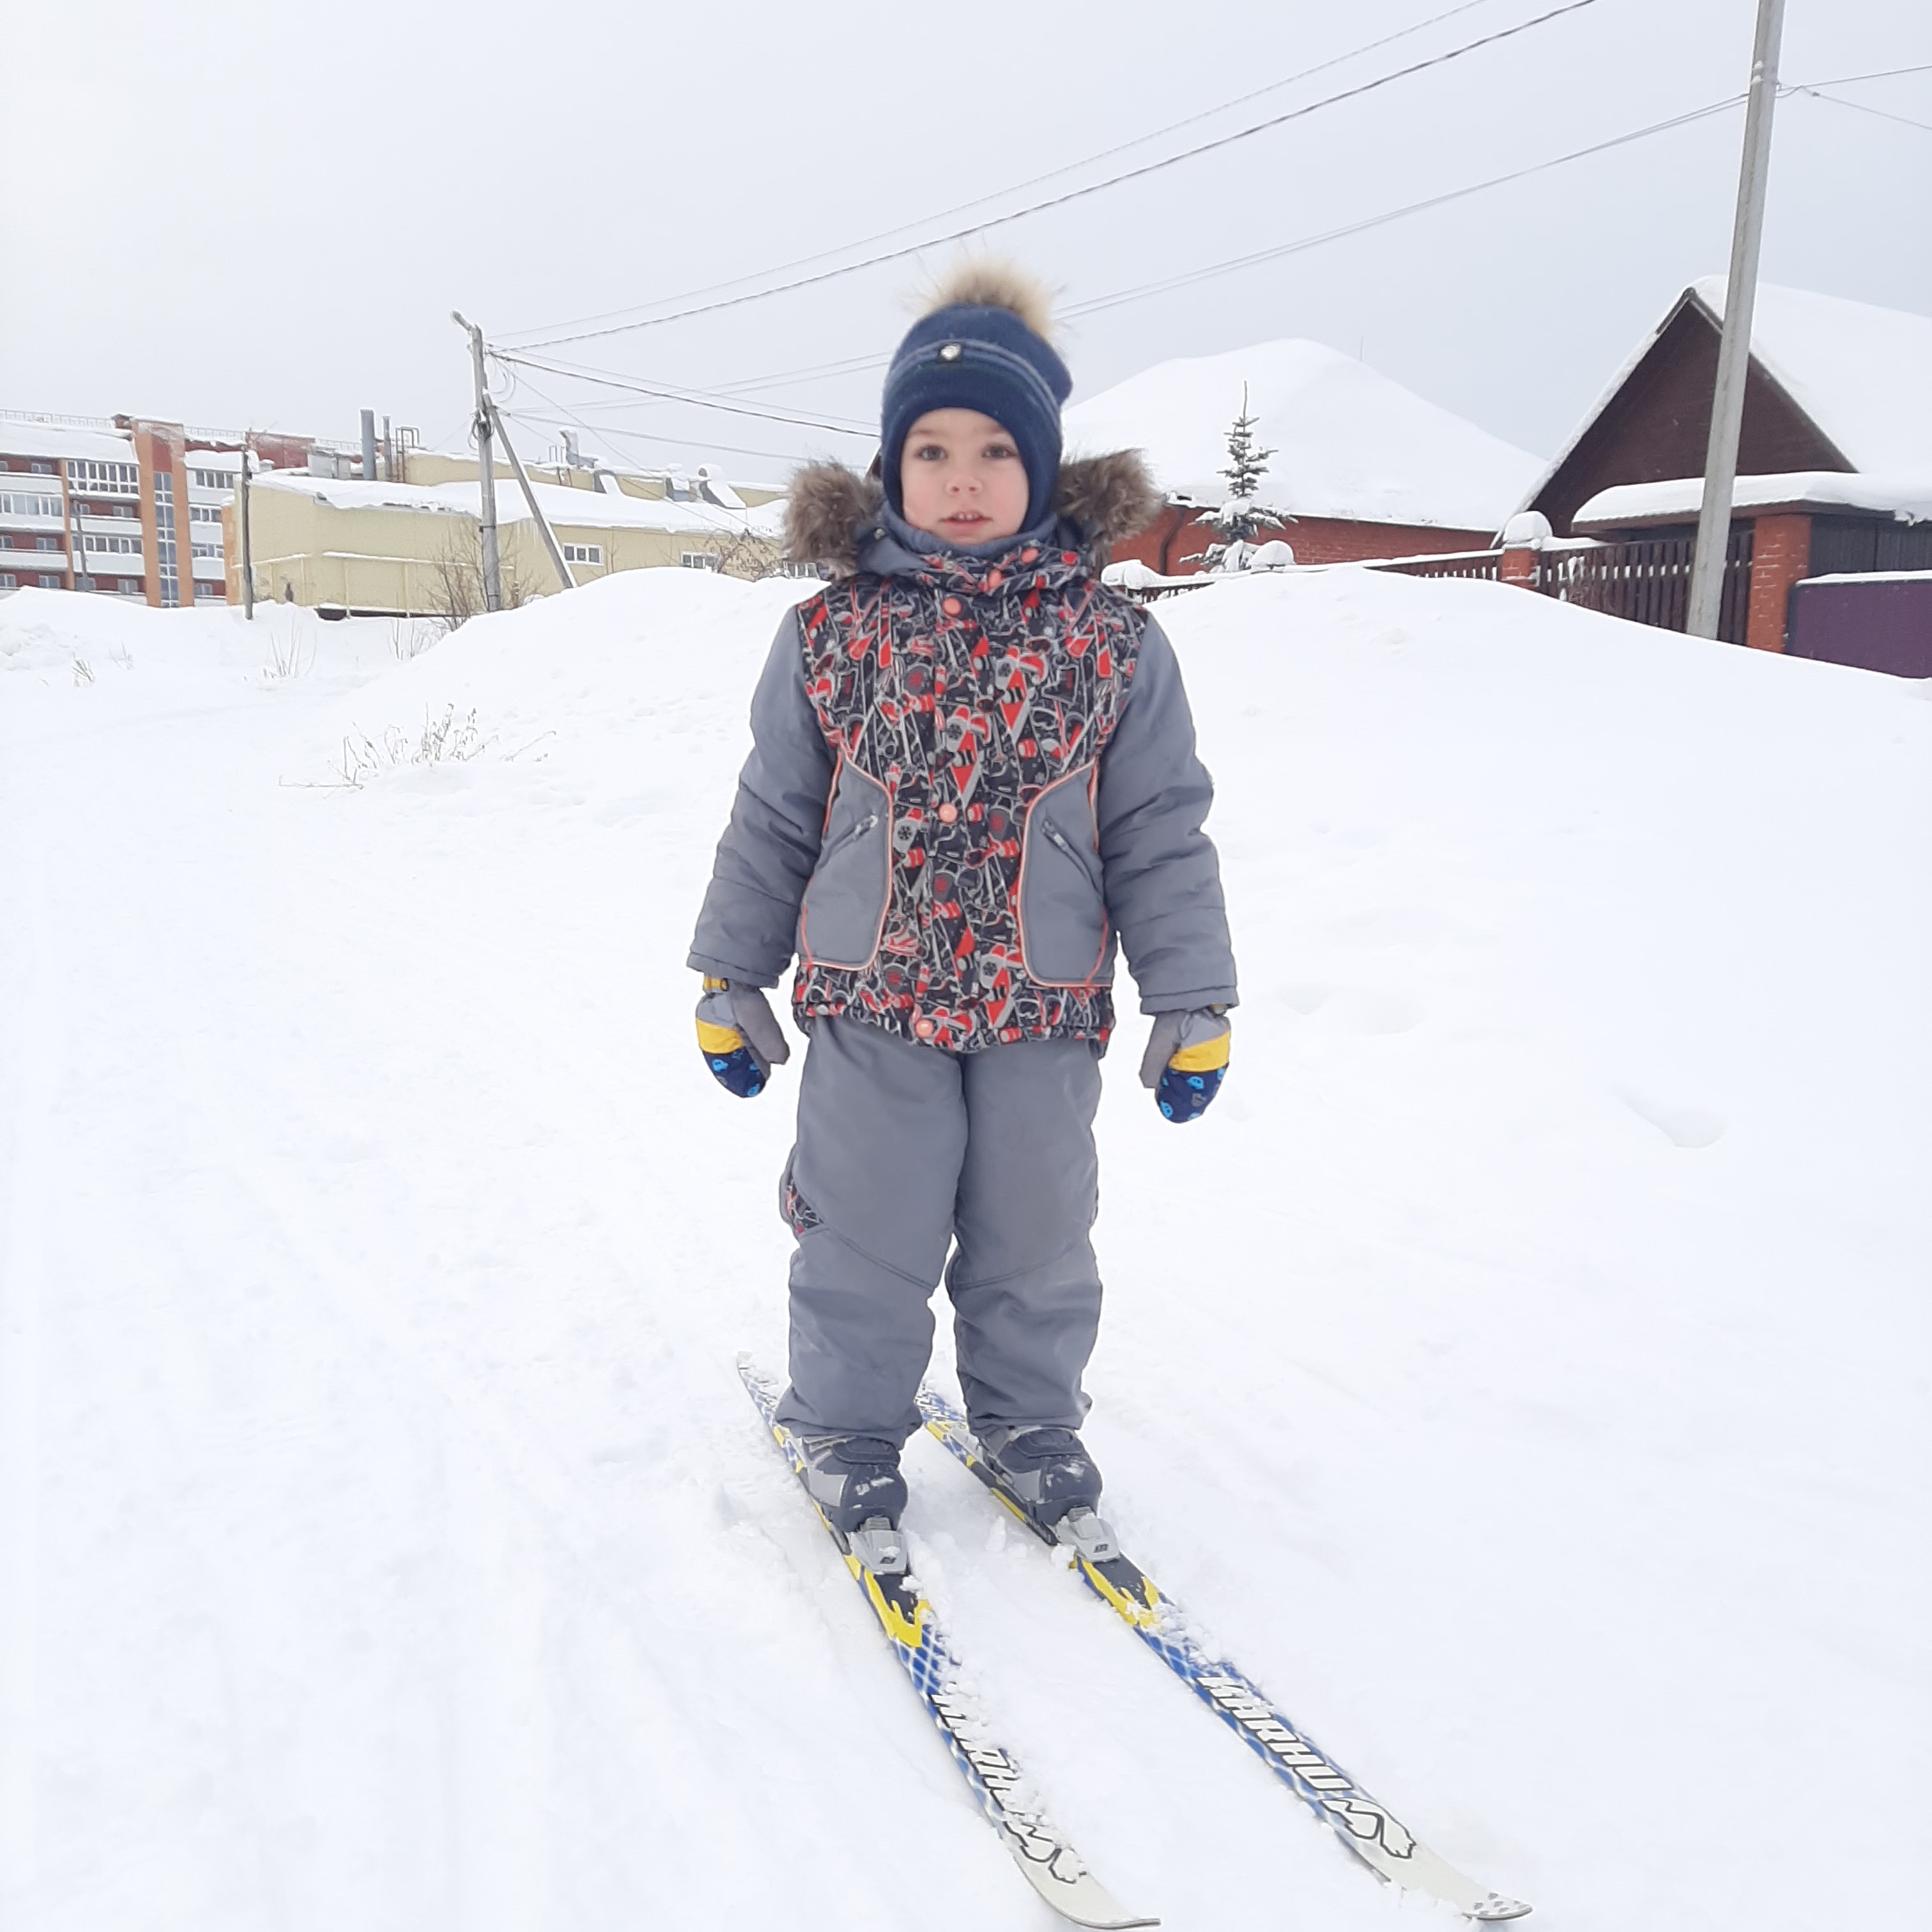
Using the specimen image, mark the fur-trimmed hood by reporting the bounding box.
[784,450,1162,578]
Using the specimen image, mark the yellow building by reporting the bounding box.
[229,453,797,615]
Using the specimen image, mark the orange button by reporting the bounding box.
[942,596,962,616]
[914,1017,937,1039]
[937,802,958,823]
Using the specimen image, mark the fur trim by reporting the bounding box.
[784,450,1159,576]
[920,258,1055,341]
[785,461,882,577]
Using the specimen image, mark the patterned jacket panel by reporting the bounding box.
[792,536,1142,1053]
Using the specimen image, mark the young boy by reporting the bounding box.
[689,263,1236,1552]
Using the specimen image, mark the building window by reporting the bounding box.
[562,542,603,566]
[35,536,59,551]
[0,491,64,518]
[0,573,15,589]
[189,504,225,524]
[776,559,825,579]
[153,471,179,606]
[194,582,226,600]
[680,551,720,571]
[189,468,234,491]
[84,534,142,555]
[191,541,222,559]
[31,461,53,475]
[66,459,139,497]
[118,580,142,596]
[38,573,61,588]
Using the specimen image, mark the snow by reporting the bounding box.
[1575,470,1932,527]
[1,569,1927,1931]
[0,419,137,466]
[253,470,786,538]
[1694,277,1932,475]
[1063,339,1543,533]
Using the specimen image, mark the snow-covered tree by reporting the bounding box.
[1200,383,1288,572]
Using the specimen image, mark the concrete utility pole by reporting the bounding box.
[360,408,378,486]
[1685,0,1785,641]
[453,311,503,612]
[238,433,255,620]
[484,397,576,592]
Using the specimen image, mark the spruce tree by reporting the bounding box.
[1200,383,1287,571]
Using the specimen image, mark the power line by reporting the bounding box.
[1061,95,1745,319]
[1791,87,1932,134]
[493,353,874,434]
[1794,60,1932,88]
[491,351,876,437]
[525,92,1745,422]
[512,0,1599,351]
[500,0,1504,348]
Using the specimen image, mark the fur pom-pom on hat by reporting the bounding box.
[917,259,1056,342]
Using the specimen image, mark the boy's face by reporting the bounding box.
[898,408,1031,545]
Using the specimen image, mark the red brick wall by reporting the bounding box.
[1110,505,1496,574]
[1745,512,1811,654]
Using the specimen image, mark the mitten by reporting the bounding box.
[1138,1007,1230,1123]
[696,976,792,1098]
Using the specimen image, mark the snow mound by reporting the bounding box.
[1,564,1925,1931]
[1064,339,1542,532]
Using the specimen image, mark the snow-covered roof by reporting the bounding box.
[1575,470,1932,529]
[1694,277,1932,474]
[1516,280,1932,518]
[1062,339,1543,533]
[254,470,786,537]
[0,418,139,465]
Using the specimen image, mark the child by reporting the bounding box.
[689,262,1236,1551]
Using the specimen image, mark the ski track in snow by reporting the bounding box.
[0,572,1928,1930]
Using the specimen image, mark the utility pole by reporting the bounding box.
[452,310,503,612]
[484,396,576,592]
[1685,0,1784,641]
[238,431,255,620]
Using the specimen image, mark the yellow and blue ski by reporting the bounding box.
[738,1358,1157,1931]
[917,1383,1531,1923]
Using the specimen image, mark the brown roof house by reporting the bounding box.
[1516,279,1932,671]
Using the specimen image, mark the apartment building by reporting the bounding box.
[0,412,324,606]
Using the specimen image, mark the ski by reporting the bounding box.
[738,1358,1158,1930]
[917,1384,1531,1922]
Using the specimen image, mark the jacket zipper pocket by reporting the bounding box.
[1043,820,1101,893]
[826,813,879,860]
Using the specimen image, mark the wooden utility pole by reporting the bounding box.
[1685,0,1784,641]
[453,311,503,611]
[238,432,255,620]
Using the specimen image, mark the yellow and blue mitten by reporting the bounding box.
[696,976,791,1098]
[1138,1007,1231,1123]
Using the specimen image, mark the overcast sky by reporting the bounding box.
[4,0,1928,480]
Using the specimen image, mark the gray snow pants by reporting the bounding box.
[772,1016,1103,1446]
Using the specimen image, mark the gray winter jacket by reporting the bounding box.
[688,455,1237,1050]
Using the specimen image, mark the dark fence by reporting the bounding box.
[1533,529,1754,645]
[1377,550,1502,583]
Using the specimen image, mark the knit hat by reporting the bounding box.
[880,263,1071,535]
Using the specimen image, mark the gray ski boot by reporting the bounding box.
[793,1432,908,1574]
[977,1425,1119,1560]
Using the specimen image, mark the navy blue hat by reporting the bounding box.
[880,264,1071,535]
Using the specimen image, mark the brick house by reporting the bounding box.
[1063,339,1542,574]
[1517,279,1932,659]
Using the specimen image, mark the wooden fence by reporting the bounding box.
[1374,531,1755,645]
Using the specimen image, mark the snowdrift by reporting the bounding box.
[1,567,1926,1931]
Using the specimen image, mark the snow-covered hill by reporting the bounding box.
[1,571,1926,1931]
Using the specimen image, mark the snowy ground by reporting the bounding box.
[1,569,1926,1931]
